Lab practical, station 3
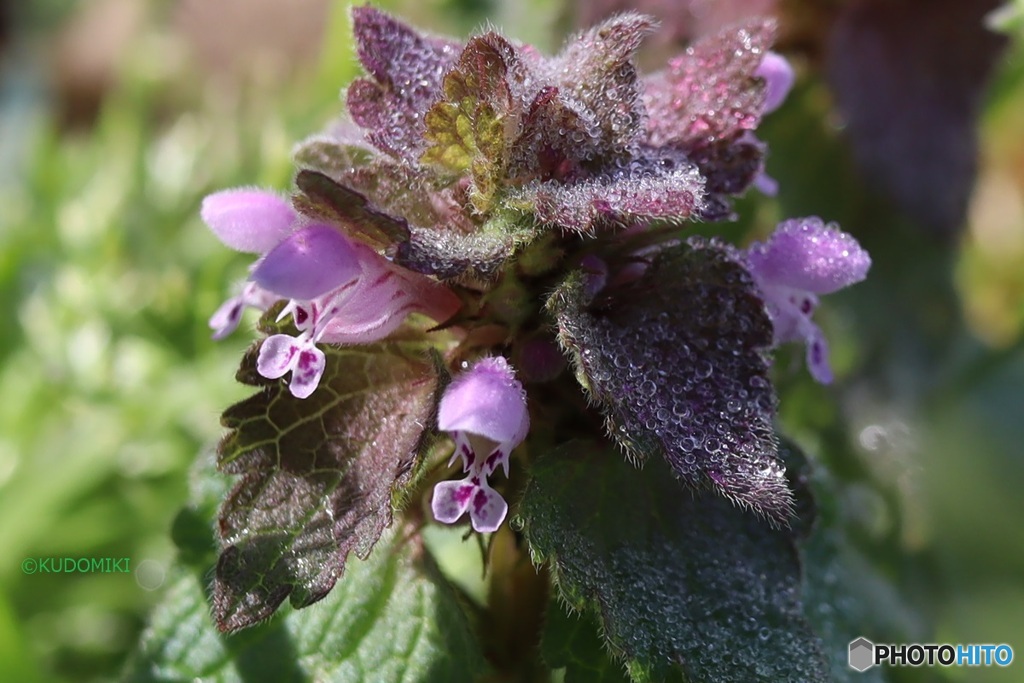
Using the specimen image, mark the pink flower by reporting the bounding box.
[749,51,795,197]
[431,357,529,533]
[255,241,461,398]
[201,189,301,338]
[202,188,461,398]
[745,217,871,383]
[756,51,794,115]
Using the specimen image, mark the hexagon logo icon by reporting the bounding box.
[849,637,875,672]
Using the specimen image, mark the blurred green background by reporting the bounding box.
[0,1,1022,681]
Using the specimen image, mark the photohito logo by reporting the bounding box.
[849,637,1014,671]
[849,638,875,672]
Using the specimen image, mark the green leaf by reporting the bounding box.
[421,33,522,213]
[790,440,921,682]
[125,527,489,682]
[292,134,376,179]
[547,240,792,522]
[394,210,536,280]
[518,441,829,682]
[542,600,631,683]
[292,169,411,249]
[212,335,441,632]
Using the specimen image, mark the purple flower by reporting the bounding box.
[745,217,871,383]
[748,51,795,196]
[201,188,296,254]
[431,357,529,533]
[202,187,462,398]
[756,51,794,115]
[256,241,462,398]
[201,189,297,338]
[207,281,279,341]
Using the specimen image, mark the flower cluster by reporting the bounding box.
[203,7,869,534]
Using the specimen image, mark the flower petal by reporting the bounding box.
[803,322,834,385]
[201,189,296,253]
[209,296,244,340]
[431,479,476,525]
[287,345,326,399]
[752,170,779,197]
[315,244,461,345]
[757,51,794,114]
[256,334,301,379]
[438,356,529,449]
[746,217,871,294]
[468,482,508,533]
[251,225,362,300]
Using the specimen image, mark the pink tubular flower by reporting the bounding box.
[756,51,795,116]
[255,241,461,398]
[201,189,299,338]
[749,50,795,196]
[745,217,871,384]
[431,357,529,533]
[202,187,461,398]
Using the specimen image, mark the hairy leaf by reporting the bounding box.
[211,335,440,632]
[347,7,462,159]
[643,18,773,148]
[542,601,631,683]
[127,528,488,682]
[292,170,410,249]
[422,33,524,212]
[789,440,921,682]
[513,164,705,232]
[292,118,377,176]
[573,0,779,57]
[519,442,829,682]
[505,85,592,183]
[687,135,765,220]
[540,12,657,157]
[827,0,1006,236]
[394,211,535,281]
[549,239,792,521]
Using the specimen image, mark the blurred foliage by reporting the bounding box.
[0,0,1022,681]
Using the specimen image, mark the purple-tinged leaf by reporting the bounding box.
[548,239,793,522]
[394,214,535,281]
[686,135,765,219]
[514,164,705,233]
[572,0,778,56]
[827,0,1006,236]
[539,13,657,157]
[211,333,441,633]
[506,85,591,183]
[347,7,462,159]
[351,6,461,90]
[643,18,774,148]
[292,170,411,250]
[518,442,828,681]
